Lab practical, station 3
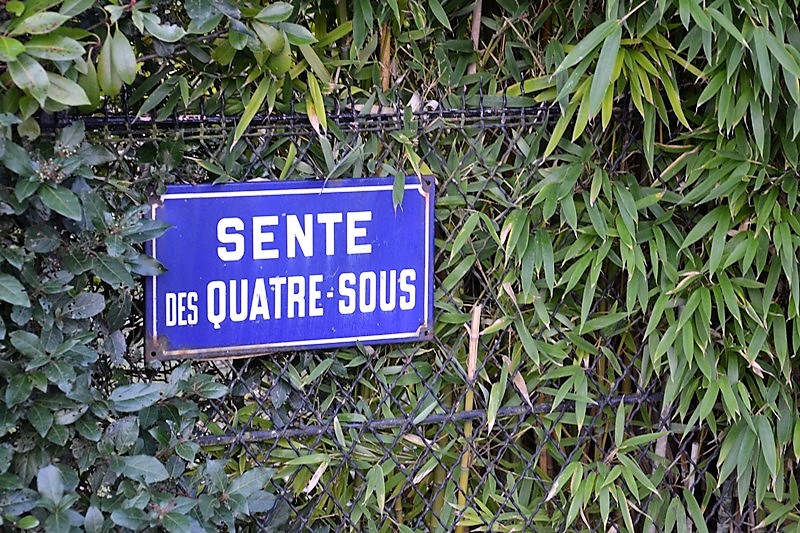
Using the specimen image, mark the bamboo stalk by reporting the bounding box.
[455,304,481,533]
[379,24,392,91]
[429,385,453,529]
[467,0,483,75]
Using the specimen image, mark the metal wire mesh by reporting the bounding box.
[42,92,764,531]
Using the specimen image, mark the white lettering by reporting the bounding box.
[399,269,416,310]
[186,292,198,325]
[347,211,372,255]
[317,213,343,255]
[379,270,397,311]
[359,271,377,312]
[207,281,227,329]
[253,215,279,259]
[338,273,356,314]
[309,275,323,317]
[249,278,270,320]
[269,276,286,319]
[287,214,313,258]
[229,279,248,322]
[287,276,305,318]
[165,293,177,326]
[217,218,245,261]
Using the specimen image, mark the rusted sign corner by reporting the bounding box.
[145,334,171,365]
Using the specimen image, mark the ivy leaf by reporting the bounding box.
[39,185,83,221]
[0,273,31,307]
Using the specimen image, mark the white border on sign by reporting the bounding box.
[150,181,432,356]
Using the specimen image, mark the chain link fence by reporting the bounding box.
[42,90,757,531]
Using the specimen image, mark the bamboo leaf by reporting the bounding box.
[233,78,269,146]
[553,20,619,75]
[589,25,622,117]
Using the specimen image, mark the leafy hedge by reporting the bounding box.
[2,0,800,530]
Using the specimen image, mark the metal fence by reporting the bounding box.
[46,91,756,531]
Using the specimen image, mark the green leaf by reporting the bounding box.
[762,29,800,78]
[428,0,451,30]
[92,254,135,287]
[9,12,70,36]
[17,516,39,530]
[0,36,25,61]
[589,25,621,116]
[233,78,269,145]
[28,403,53,437]
[278,22,317,45]
[0,273,31,307]
[7,54,49,105]
[109,382,164,411]
[229,468,271,498]
[255,2,293,22]
[24,35,84,60]
[39,184,82,221]
[162,513,193,533]
[46,72,90,106]
[365,464,386,515]
[752,28,773,98]
[45,511,71,533]
[707,7,747,47]
[84,506,104,533]
[110,508,149,530]
[68,292,105,319]
[554,20,619,75]
[111,29,137,84]
[756,415,777,479]
[97,36,122,97]
[36,465,64,504]
[307,74,327,133]
[116,455,169,483]
[142,13,186,43]
[5,374,32,407]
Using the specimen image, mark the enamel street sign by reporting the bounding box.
[145,176,434,362]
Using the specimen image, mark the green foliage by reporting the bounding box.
[3,0,800,530]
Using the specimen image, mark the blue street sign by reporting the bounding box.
[145,176,434,361]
